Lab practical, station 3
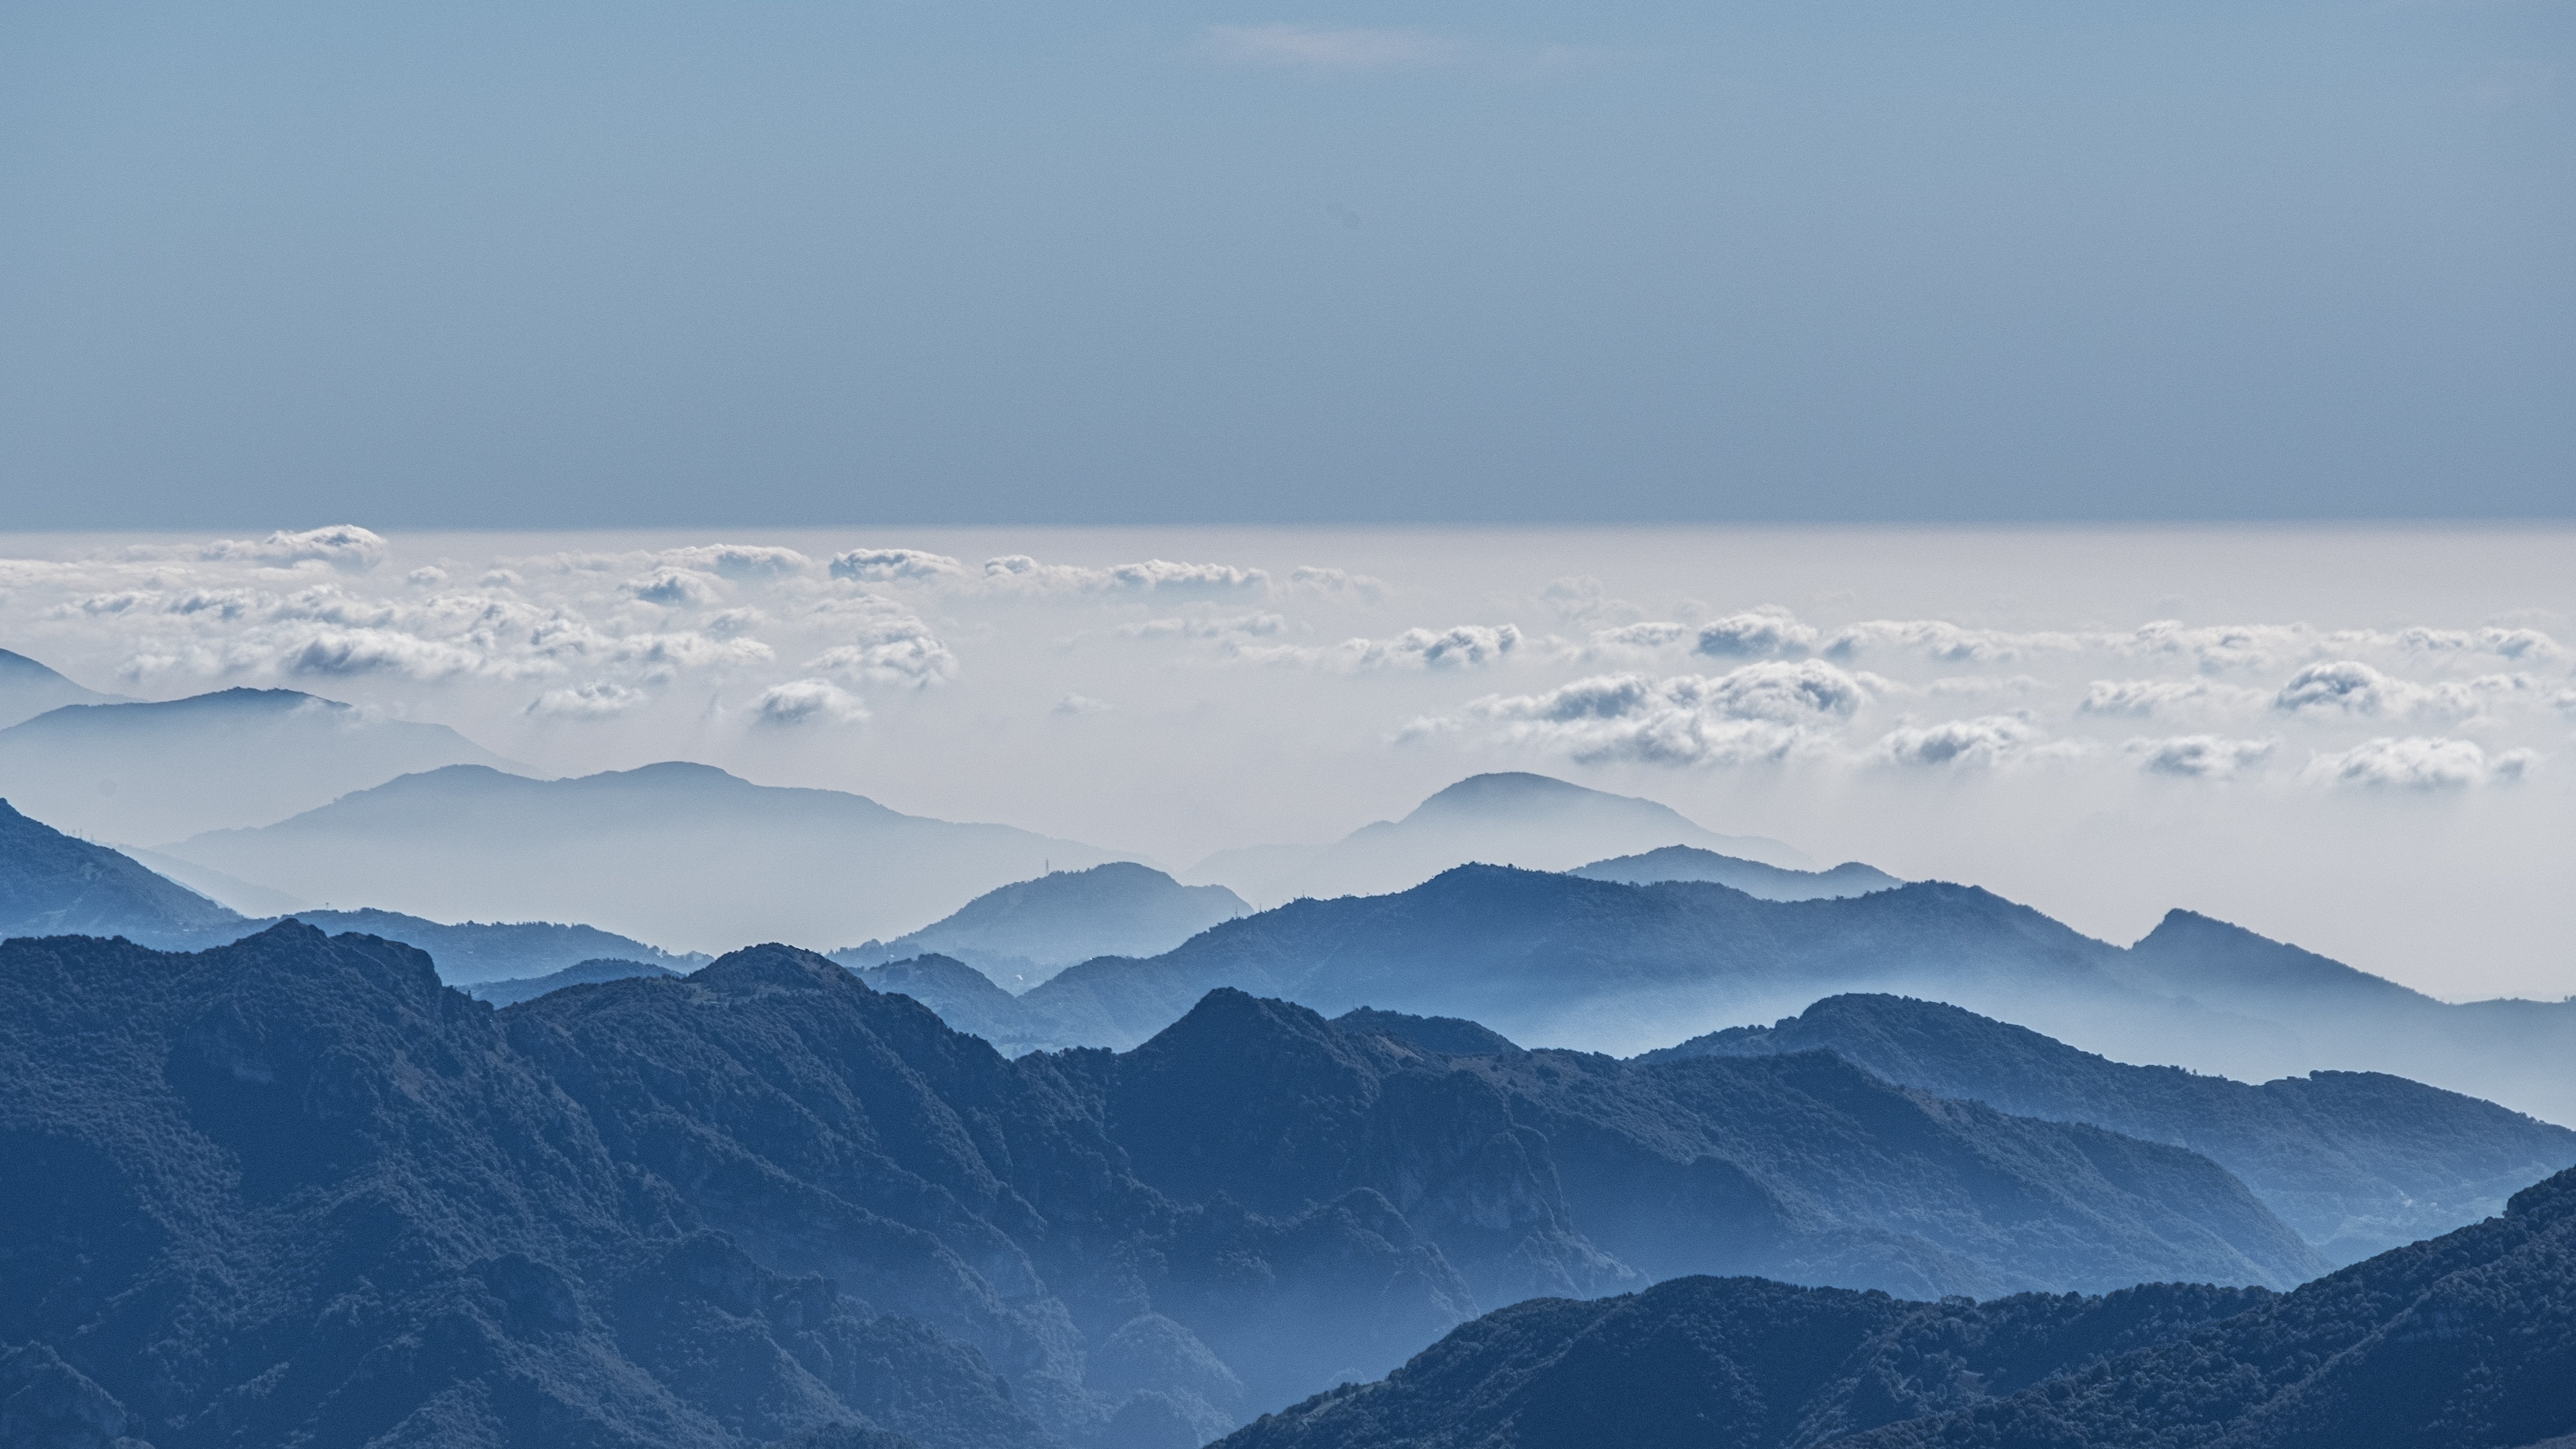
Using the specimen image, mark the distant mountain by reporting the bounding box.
[0,796,243,946]
[1646,993,2576,1263]
[835,863,1247,988]
[160,761,1126,953]
[1570,844,1901,900]
[0,647,121,729]
[0,686,509,843]
[1184,773,1807,906]
[853,953,1040,1046]
[272,907,707,983]
[994,865,2576,1126]
[0,928,2326,1447]
[1220,1165,2576,1449]
[466,955,683,1007]
[1330,1006,1519,1058]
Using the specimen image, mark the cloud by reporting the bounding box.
[1052,694,1113,717]
[1875,715,2042,769]
[650,545,811,580]
[1542,576,1644,625]
[2304,736,2534,790]
[1203,24,1461,74]
[1346,623,1522,670]
[982,555,1269,596]
[2127,735,2276,779]
[806,623,957,690]
[1118,612,1290,642]
[192,525,390,572]
[753,678,869,726]
[1288,566,1389,600]
[1695,608,1822,659]
[830,548,967,584]
[527,682,647,718]
[2081,678,2267,718]
[1442,661,1868,766]
[2275,661,2540,720]
[627,569,724,608]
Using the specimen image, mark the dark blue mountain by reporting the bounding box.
[1570,845,1902,900]
[1646,994,2576,1263]
[466,955,685,1007]
[1220,1166,2576,1449]
[1,926,2326,1447]
[0,796,243,945]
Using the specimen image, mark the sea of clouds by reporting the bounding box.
[2,525,2569,999]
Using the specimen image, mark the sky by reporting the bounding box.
[3,523,2571,1003]
[3,0,2571,527]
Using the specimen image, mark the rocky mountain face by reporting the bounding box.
[833,864,1247,989]
[1220,1165,2576,1449]
[0,798,242,945]
[0,926,2328,1448]
[1649,994,2576,1263]
[1570,846,1902,901]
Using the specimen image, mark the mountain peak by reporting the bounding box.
[1409,771,1682,821]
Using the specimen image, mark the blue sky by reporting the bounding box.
[3,0,2569,525]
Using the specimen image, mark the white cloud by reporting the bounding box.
[1203,24,1460,74]
[2081,678,2267,718]
[651,545,811,580]
[1695,608,1822,659]
[1542,576,1644,625]
[1346,623,1522,671]
[194,525,390,572]
[527,682,647,718]
[1118,612,1290,642]
[1440,661,1868,767]
[753,678,869,726]
[2303,736,2532,790]
[830,548,967,584]
[1288,566,1389,600]
[2127,735,2276,779]
[1875,715,2041,769]
[627,569,724,608]
[1052,693,1113,717]
[2275,661,2540,720]
[982,555,1269,596]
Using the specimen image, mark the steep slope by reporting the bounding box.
[1218,1277,2275,1449]
[853,954,1049,1049]
[467,956,684,1007]
[0,928,2328,1448]
[1218,1165,2576,1449]
[1570,845,1901,901]
[0,797,243,945]
[1185,773,1805,906]
[1648,994,2576,1263]
[161,761,1124,953]
[834,863,1247,988]
[0,687,508,843]
[0,646,121,729]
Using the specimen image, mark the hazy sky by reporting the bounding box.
[4,524,2571,1002]
[4,0,2569,526]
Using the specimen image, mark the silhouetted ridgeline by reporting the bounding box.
[830,862,1247,989]
[1,926,2329,1448]
[1650,994,2576,1263]
[1570,844,1902,900]
[1220,1169,2576,1449]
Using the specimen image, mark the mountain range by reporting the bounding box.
[1220,1165,2576,1449]
[156,761,1126,953]
[0,686,510,844]
[1644,993,2576,1264]
[0,647,122,729]
[833,863,1248,989]
[0,797,241,947]
[466,955,686,1007]
[1181,773,1807,906]
[1569,845,1902,901]
[0,924,2347,1448]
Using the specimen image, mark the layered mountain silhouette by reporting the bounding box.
[0,686,508,843]
[1570,845,1902,900]
[0,797,242,946]
[1647,994,2576,1263]
[0,926,2334,1447]
[158,761,1124,953]
[1221,1167,2576,1449]
[466,956,685,1006]
[979,865,2576,1125]
[833,863,1247,988]
[0,647,121,729]
[1182,773,1807,906]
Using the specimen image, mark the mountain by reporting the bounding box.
[1645,994,2576,1263]
[160,761,1126,954]
[0,797,244,947]
[998,865,2576,1126]
[834,863,1248,989]
[0,647,121,729]
[463,957,685,1006]
[277,907,706,983]
[1220,1164,2576,1449]
[1570,845,1902,901]
[0,927,2326,1447]
[1183,773,1807,907]
[0,686,509,843]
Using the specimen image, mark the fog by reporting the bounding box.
[1,524,2569,1002]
